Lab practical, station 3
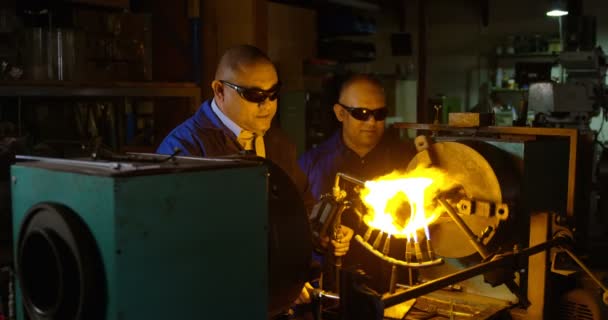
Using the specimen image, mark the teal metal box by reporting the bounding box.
[11,157,310,320]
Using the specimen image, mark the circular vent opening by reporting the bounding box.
[17,203,106,320]
[20,231,62,314]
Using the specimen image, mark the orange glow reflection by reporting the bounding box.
[360,167,449,239]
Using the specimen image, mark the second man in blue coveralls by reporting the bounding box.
[299,74,416,292]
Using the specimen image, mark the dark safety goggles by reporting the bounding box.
[220,80,281,104]
[338,103,388,121]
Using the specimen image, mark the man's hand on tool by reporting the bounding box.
[331,225,354,257]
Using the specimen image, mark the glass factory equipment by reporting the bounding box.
[9,154,312,320]
[309,126,608,320]
[2,126,607,320]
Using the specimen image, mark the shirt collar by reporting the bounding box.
[210,99,242,137]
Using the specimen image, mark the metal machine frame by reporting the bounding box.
[311,123,606,320]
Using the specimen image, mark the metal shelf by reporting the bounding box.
[491,88,529,93]
[0,81,202,151]
[0,81,201,102]
[496,53,559,59]
[269,0,380,11]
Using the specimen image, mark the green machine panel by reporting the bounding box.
[11,156,311,320]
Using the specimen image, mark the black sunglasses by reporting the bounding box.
[338,103,388,121]
[220,80,281,104]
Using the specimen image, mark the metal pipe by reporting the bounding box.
[563,248,608,292]
[382,237,565,308]
[414,241,423,262]
[333,174,342,197]
[16,155,134,170]
[438,197,529,305]
[319,290,340,300]
[334,256,342,295]
[372,231,384,250]
[405,239,413,263]
[437,197,490,258]
[408,268,414,286]
[396,283,462,292]
[331,204,348,295]
[426,239,434,261]
[389,265,398,294]
[382,234,391,255]
[311,289,340,320]
[384,256,508,306]
[363,227,373,242]
[336,172,366,187]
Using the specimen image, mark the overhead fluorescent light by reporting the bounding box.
[546,9,568,17]
[547,0,568,17]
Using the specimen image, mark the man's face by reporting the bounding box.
[334,81,386,151]
[213,61,279,135]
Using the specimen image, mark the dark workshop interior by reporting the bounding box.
[1,0,608,319]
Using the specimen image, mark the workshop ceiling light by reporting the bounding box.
[547,0,568,17]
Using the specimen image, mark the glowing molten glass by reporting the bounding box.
[360,168,448,239]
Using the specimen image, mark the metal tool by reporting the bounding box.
[382,234,569,308]
[437,197,529,307]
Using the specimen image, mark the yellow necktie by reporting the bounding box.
[237,130,266,158]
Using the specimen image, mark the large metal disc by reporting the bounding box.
[407,141,503,258]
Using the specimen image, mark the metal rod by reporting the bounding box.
[438,197,529,305]
[389,265,398,294]
[396,283,462,292]
[331,204,348,295]
[563,248,608,292]
[334,256,342,295]
[414,241,423,262]
[336,172,366,187]
[383,234,391,255]
[438,197,490,258]
[16,155,134,170]
[372,231,384,250]
[319,290,340,300]
[382,237,565,308]
[408,268,414,286]
[405,240,413,263]
[311,289,339,320]
[363,227,373,242]
[426,239,434,260]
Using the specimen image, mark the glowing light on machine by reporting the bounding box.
[360,168,448,240]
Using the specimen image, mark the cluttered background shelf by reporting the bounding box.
[0,81,200,100]
[0,81,201,156]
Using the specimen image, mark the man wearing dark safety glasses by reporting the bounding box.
[157,44,299,176]
[299,74,415,201]
[298,74,415,293]
[157,45,283,159]
[157,45,352,317]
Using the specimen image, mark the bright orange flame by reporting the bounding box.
[360,167,450,239]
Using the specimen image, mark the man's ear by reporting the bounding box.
[333,104,344,122]
[211,80,224,102]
